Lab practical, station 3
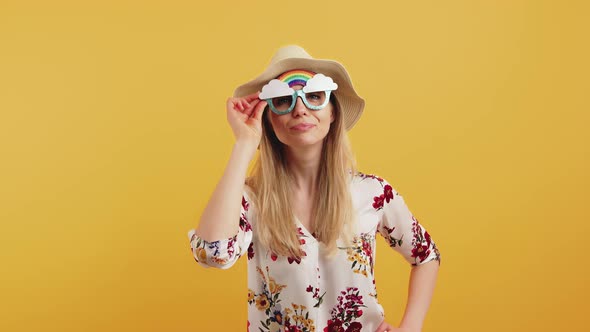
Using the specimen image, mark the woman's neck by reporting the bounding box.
[284,144,323,195]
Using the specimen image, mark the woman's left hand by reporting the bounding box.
[374,320,421,332]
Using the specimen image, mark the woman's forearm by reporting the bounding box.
[398,259,440,330]
[195,142,256,242]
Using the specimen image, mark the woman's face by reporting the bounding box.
[267,85,335,149]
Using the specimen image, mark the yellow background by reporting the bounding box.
[1,1,588,331]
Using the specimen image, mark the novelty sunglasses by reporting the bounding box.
[258,73,338,115]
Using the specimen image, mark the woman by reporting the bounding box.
[188,45,441,332]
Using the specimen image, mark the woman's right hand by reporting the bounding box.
[226,92,268,149]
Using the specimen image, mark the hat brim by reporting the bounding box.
[233,58,365,131]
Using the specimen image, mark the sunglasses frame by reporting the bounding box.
[264,90,333,115]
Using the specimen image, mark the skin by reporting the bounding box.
[266,85,334,229]
[198,85,438,332]
[267,85,334,155]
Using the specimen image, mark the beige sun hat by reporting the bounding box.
[233,45,365,131]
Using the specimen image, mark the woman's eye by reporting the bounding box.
[276,97,290,105]
[308,93,321,100]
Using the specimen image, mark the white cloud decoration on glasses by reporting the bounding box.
[259,80,294,99]
[302,74,338,93]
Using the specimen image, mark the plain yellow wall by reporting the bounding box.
[1,1,588,331]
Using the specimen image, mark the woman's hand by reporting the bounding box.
[375,320,421,332]
[226,92,267,149]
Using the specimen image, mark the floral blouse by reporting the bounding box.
[188,172,441,332]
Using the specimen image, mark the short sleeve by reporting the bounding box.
[187,189,254,269]
[376,179,441,267]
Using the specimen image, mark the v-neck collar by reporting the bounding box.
[294,215,318,243]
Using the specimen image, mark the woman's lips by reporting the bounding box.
[291,123,316,131]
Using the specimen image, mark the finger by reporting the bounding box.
[251,100,267,121]
[244,91,262,103]
[231,99,243,111]
[227,98,238,111]
[239,100,249,111]
[243,99,260,117]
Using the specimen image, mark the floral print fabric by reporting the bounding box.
[188,173,441,332]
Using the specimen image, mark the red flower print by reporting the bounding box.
[241,196,249,211]
[306,284,326,308]
[247,242,254,260]
[325,319,344,332]
[327,287,365,331]
[325,319,362,332]
[410,219,439,264]
[279,229,308,264]
[288,254,302,264]
[362,240,371,256]
[227,237,235,258]
[357,172,383,183]
[345,322,362,332]
[382,225,403,248]
[297,227,306,236]
[383,225,395,234]
[288,256,300,264]
[239,214,252,232]
[383,184,394,203]
[372,194,385,210]
[412,245,431,262]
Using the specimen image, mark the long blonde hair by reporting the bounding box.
[245,94,357,259]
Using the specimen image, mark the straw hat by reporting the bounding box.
[233,45,365,131]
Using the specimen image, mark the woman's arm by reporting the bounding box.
[374,176,442,331]
[195,142,255,241]
[194,94,266,242]
[398,260,440,330]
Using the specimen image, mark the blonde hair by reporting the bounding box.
[245,94,357,259]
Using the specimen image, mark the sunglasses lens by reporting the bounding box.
[271,95,293,113]
[304,91,327,107]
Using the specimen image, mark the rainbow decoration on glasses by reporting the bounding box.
[277,69,316,87]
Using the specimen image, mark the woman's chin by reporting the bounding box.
[282,137,325,149]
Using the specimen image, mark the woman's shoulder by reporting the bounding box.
[352,171,392,192]
[351,171,400,210]
[352,171,390,184]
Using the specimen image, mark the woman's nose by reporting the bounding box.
[292,96,309,116]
